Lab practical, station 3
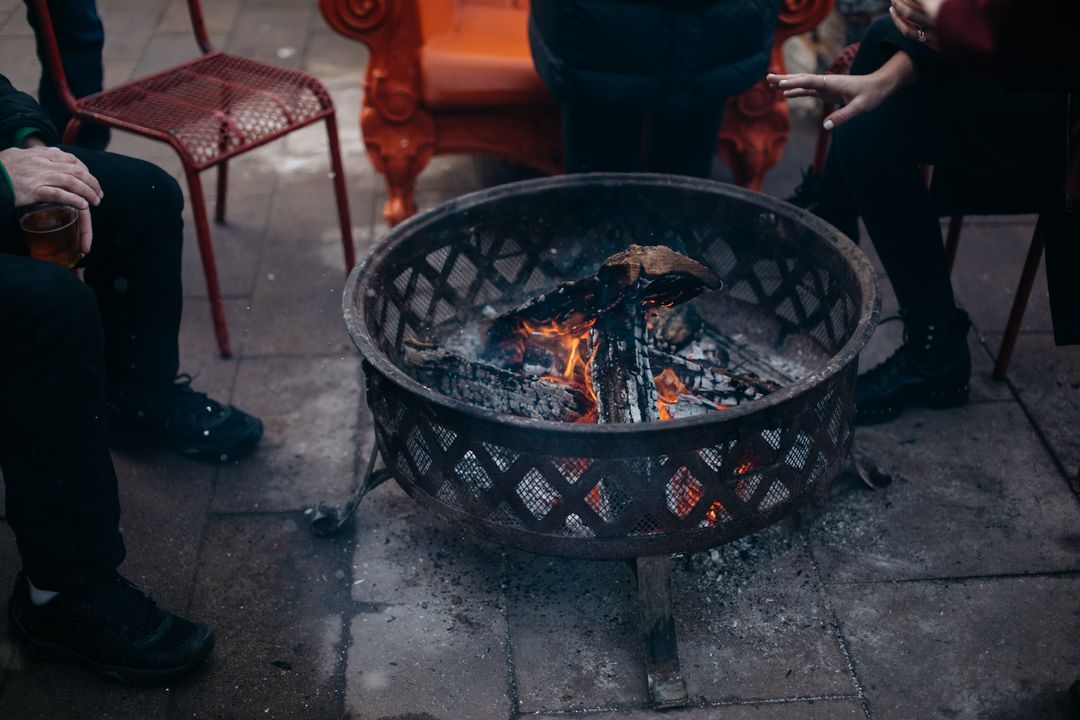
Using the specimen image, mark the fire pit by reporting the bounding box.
[319,174,879,707]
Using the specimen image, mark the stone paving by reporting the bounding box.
[0,1,1078,718]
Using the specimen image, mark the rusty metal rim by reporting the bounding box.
[343,173,881,442]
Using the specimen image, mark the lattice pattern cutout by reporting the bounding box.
[371,366,857,544]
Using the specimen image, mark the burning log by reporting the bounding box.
[646,305,702,352]
[648,350,780,406]
[403,341,590,422]
[592,305,658,425]
[483,245,721,367]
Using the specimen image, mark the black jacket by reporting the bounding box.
[0,73,58,228]
[529,0,779,112]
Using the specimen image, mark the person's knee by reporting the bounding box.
[850,16,897,76]
[126,158,184,220]
[3,258,100,343]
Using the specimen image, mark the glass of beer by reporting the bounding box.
[19,202,81,269]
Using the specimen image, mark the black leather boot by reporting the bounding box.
[856,308,972,425]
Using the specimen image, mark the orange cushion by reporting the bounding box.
[420,6,551,108]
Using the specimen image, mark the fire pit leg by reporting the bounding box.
[310,440,392,537]
[635,554,690,709]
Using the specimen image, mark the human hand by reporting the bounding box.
[890,0,942,49]
[0,145,102,253]
[767,70,895,130]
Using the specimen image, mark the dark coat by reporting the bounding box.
[0,73,58,228]
[528,0,779,112]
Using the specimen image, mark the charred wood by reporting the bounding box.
[403,341,589,422]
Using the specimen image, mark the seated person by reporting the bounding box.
[529,0,780,178]
[767,7,1070,424]
[1,72,261,682]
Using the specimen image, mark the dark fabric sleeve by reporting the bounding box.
[0,73,58,229]
[876,23,941,79]
[0,74,58,148]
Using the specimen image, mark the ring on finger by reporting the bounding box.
[917,28,927,42]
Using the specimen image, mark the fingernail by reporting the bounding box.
[824,120,835,131]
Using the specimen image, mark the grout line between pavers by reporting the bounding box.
[974,332,1080,503]
[502,553,522,720]
[802,529,874,720]
[515,693,863,717]
[330,344,370,717]
[824,567,1080,587]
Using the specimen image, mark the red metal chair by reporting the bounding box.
[812,43,1043,380]
[30,0,356,358]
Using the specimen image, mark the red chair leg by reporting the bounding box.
[184,166,232,359]
[993,216,1045,381]
[62,118,82,145]
[214,161,228,224]
[325,114,355,273]
[945,214,963,274]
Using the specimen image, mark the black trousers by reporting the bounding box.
[820,17,1064,317]
[0,148,183,591]
[562,102,726,178]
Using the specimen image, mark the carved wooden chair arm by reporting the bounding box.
[318,0,417,48]
[776,0,835,43]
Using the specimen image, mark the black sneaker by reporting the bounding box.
[856,309,972,425]
[108,374,263,463]
[8,572,214,685]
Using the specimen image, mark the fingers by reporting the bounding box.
[891,0,931,27]
[783,88,821,99]
[29,184,97,210]
[43,171,102,208]
[766,73,827,92]
[78,206,93,254]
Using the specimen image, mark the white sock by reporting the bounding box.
[27,577,59,606]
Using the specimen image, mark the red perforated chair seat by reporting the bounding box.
[76,52,333,170]
[420,6,549,108]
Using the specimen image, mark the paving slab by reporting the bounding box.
[157,0,241,36]
[950,221,1053,334]
[109,453,213,612]
[508,551,647,713]
[169,513,351,720]
[177,296,245,398]
[224,6,312,70]
[346,482,512,720]
[180,188,276,301]
[986,332,1080,484]
[672,522,855,703]
[212,355,362,513]
[830,575,1080,720]
[99,4,168,63]
[131,29,229,77]
[531,699,866,719]
[806,402,1080,584]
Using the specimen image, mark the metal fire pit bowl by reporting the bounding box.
[335,173,878,554]
[327,174,879,707]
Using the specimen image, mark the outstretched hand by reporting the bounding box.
[766,71,895,131]
[0,145,102,253]
[767,50,919,132]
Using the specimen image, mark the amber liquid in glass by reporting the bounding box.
[20,203,80,269]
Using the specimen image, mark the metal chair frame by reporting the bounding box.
[31,0,356,358]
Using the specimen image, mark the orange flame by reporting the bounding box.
[520,318,599,421]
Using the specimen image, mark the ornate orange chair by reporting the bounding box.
[319,0,834,225]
